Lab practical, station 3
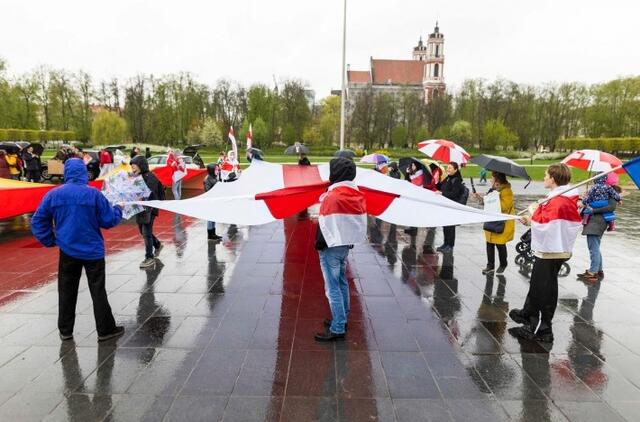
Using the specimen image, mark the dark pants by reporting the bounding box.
[521,257,567,330]
[486,242,507,268]
[26,170,40,182]
[58,251,116,336]
[443,226,456,247]
[138,215,160,259]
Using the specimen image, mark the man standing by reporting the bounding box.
[315,158,367,342]
[509,163,581,342]
[31,158,124,342]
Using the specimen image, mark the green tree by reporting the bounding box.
[200,117,223,146]
[482,119,518,150]
[449,120,473,147]
[92,111,127,145]
[390,125,408,147]
[317,96,340,145]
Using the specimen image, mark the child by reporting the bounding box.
[204,163,222,241]
[581,174,621,231]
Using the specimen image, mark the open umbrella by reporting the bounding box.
[335,149,356,159]
[284,143,310,155]
[562,149,625,174]
[360,153,389,164]
[0,142,22,154]
[398,157,428,178]
[470,154,530,180]
[27,143,45,156]
[417,139,470,164]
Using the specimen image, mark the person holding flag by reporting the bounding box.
[509,163,581,342]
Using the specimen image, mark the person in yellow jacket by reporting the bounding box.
[473,172,515,274]
[5,152,21,180]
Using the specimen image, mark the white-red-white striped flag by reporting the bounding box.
[531,187,581,254]
[228,126,238,158]
[318,181,367,247]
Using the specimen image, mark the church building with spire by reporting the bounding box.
[345,22,446,104]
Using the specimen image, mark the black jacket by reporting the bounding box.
[204,175,217,192]
[440,172,464,202]
[23,151,40,171]
[298,157,311,166]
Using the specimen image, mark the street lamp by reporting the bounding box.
[339,0,347,151]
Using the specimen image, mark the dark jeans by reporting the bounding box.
[138,215,160,259]
[26,170,40,182]
[486,242,507,268]
[443,226,456,247]
[521,257,567,330]
[58,251,116,336]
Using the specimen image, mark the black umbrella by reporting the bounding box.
[246,147,264,161]
[0,142,22,154]
[284,143,309,155]
[27,143,45,156]
[398,157,428,177]
[334,149,356,159]
[470,154,530,181]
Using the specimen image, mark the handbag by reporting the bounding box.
[483,220,505,234]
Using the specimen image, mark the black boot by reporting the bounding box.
[208,229,222,241]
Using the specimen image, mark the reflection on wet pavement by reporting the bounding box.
[0,191,638,421]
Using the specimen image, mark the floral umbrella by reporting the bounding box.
[102,171,151,219]
[417,139,471,164]
[561,149,625,174]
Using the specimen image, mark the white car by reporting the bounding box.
[146,155,200,170]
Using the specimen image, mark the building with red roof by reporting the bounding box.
[345,23,446,104]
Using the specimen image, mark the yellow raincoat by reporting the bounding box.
[484,183,515,245]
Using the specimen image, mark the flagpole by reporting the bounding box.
[339,0,347,151]
[517,164,623,216]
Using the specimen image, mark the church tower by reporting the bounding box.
[413,37,427,61]
[422,22,446,103]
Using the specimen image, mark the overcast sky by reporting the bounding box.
[2,0,638,99]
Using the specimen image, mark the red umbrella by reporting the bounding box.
[417,139,470,164]
[562,149,625,174]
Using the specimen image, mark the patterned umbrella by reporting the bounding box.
[360,153,389,164]
[562,149,625,174]
[417,139,470,164]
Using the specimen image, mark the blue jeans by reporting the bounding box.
[138,215,160,259]
[587,234,602,273]
[172,180,182,200]
[319,246,350,334]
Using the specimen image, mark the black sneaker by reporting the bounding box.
[314,329,345,342]
[508,325,536,340]
[59,333,73,341]
[535,329,554,343]
[482,267,495,275]
[98,326,125,342]
[509,309,528,325]
[140,258,156,268]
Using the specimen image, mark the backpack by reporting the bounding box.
[457,182,470,205]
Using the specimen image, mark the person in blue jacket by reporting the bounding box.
[31,158,125,342]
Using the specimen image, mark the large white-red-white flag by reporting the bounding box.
[138,161,517,235]
[531,187,582,254]
[318,181,367,247]
[246,124,253,150]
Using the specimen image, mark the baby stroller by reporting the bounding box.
[514,229,571,277]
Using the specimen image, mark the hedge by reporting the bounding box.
[556,138,640,155]
[0,129,76,142]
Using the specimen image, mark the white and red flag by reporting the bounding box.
[246,124,253,150]
[318,181,367,247]
[228,126,238,158]
[530,186,582,254]
[138,161,517,232]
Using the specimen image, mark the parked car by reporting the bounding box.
[146,154,200,170]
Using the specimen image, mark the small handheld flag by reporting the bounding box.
[228,127,238,158]
[246,123,253,150]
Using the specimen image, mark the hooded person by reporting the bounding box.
[314,157,367,342]
[388,162,401,179]
[31,158,125,342]
[204,163,222,241]
[130,155,166,268]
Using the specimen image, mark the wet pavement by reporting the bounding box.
[0,190,640,421]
